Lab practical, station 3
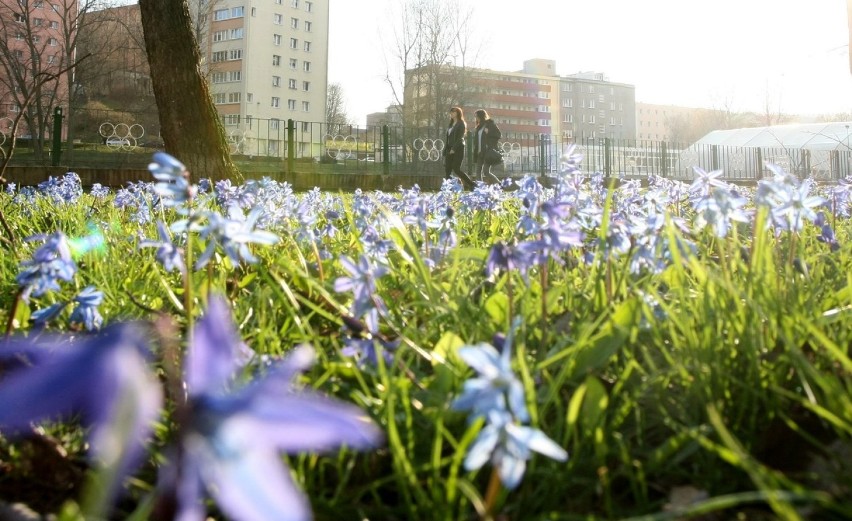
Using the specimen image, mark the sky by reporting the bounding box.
[328,0,852,126]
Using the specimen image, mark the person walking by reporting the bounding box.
[472,109,502,184]
[443,106,474,190]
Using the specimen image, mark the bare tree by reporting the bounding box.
[0,0,109,159]
[382,0,482,132]
[325,82,350,132]
[138,0,238,182]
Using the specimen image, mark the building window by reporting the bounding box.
[229,49,243,60]
[291,0,298,6]
[273,34,282,45]
[270,118,280,130]
[14,32,24,40]
[588,100,595,109]
[273,14,283,24]
[303,41,311,52]
[290,17,299,29]
[13,13,24,23]
[303,61,311,72]
[289,37,298,49]
[225,114,240,125]
[229,28,244,39]
[48,37,58,46]
[302,121,310,131]
[271,97,280,108]
[302,80,310,91]
[49,20,58,29]
[212,51,227,62]
[33,18,44,26]
[232,6,244,17]
[247,93,253,102]
[289,58,297,69]
[302,101,310,112]
[212,30,227,42]
[287,99,296,110]
[228,92,241,103]
[272,76,281,86]
[272,55,281,66]
[213,8,230,20]
[304,21,312,31]
[288,78,297,89]
[305,1,313,12]
[32,35,40,43]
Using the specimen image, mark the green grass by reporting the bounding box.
[0,184,850,520]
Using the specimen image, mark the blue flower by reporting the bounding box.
[165,296,383,521]
[16,232,77,300]
[464,409,568,490]
[149,152,193,208]
[0,324,162,504]
[193,206,280,269]
[69,286,105,331]
[452,328,528,423]
[140,220,185,273]
[333,255,388,332]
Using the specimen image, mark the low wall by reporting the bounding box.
[4,166,446,192]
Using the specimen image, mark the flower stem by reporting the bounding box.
[4,288,24,338]
[482,467,503,520]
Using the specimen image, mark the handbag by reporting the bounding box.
[484,147,503,165]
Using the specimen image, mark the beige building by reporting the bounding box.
[203,0,329,157]
[636,102,720,144]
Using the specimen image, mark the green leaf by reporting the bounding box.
[432,330,466,366]
[483,291,509,325]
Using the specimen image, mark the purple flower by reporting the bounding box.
[164,296,382,521]
[0,324,162,504]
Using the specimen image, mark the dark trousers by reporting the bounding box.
[444,149,474,189]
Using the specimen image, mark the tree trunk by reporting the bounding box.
[138,0,240,183]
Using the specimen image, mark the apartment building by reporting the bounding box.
[204,0,329,157]
[403,59,635,143]
[558,70,635,142]
[0,0,75,138]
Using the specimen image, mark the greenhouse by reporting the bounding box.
[679,121,852,180]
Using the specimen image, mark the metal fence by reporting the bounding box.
[3,109,851,181]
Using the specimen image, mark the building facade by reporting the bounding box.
[0,0,76,140]
[203,0,329,158]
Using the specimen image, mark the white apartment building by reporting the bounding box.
[203,0,328,158]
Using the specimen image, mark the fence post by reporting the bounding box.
[539,134,546,177]
[51,106,63,167]
[604,137,611,178]
[711,145,719,171]
[287,118,295,173]
[466,130,474,175]
[660,141,668,177]
[382,124,390,176]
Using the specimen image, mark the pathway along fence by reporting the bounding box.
[2,110,851,181]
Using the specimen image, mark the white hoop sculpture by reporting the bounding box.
[412,137,444,161]
[324,134,356,160]
[99,122,144,151]
[499,141,522,165]
[228,129,248,154]
[0,116,14,147]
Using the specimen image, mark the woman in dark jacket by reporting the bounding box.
[472,109,502,183]
[443,106,474,189]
